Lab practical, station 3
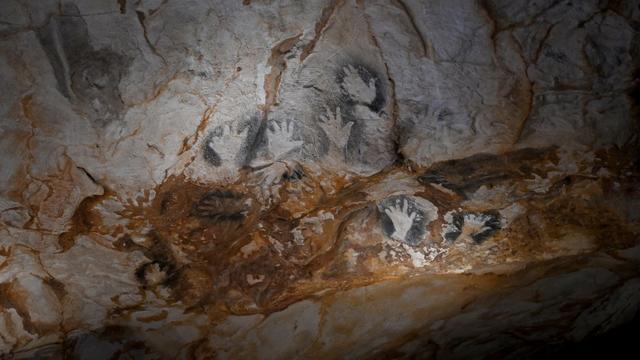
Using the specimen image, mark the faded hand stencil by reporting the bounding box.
[266,120,303,160]
[341,65,378,107]
[240,119,305,203]
[203,124,249,167]
[318,106,354,157]
[338,63,386,114]
[37,2,130,127]
[193,189,250,222]
[333,62,395,172]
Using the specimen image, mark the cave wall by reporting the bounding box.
[0,0,639,358]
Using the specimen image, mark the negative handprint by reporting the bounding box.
[318,106,353,152]
[384,199,419,242]
[340,65,377,105]
[267,120,303,160]
[206,124,249,166]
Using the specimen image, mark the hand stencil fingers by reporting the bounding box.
[343,121,353,134]
[346,65,357,77]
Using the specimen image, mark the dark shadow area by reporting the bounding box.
[533,313,640,359]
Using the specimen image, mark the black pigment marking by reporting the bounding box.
[344,110,393,167]
[282,164,305,181]
[328,60,397,170]
[113,234,143,252]
[64,326,154,359]
[202,130,222,167]
[159,192,177,215]
[192,189,247,222]
[70,49,129,126]
[203,189,240,199]
[244,115,305,166]
[134,232,179,288]
[444,212,464,242]
[444,230,461,242]
[336,63,386,113]
[443,211,502,244]
[307,98,338,158]
[243,114,270,166]
[418,147,557,197]
[36,2,130,126]
[378,195,427,246]
[36,2,92,99]
[304,61,391,165]
[36,26,72,98]
[418,172,450,188]
[203,114,260,167]
[470,210,501,244]
[395,101,460,153]
[307,98,351,159]
[312,95,390,169]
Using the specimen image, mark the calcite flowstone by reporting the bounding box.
[0,0,639,358]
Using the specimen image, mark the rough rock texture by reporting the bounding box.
[0,0,639,358]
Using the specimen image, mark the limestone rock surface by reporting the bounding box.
[0,0,639,358]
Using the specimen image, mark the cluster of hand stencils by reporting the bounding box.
[200,64,384,201]
[205,64,380,167]
[200,63,504,247]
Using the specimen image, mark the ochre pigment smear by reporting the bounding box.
[97,147,639,323]
[2,1,639,357]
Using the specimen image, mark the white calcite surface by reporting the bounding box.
[0,0,639,358]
